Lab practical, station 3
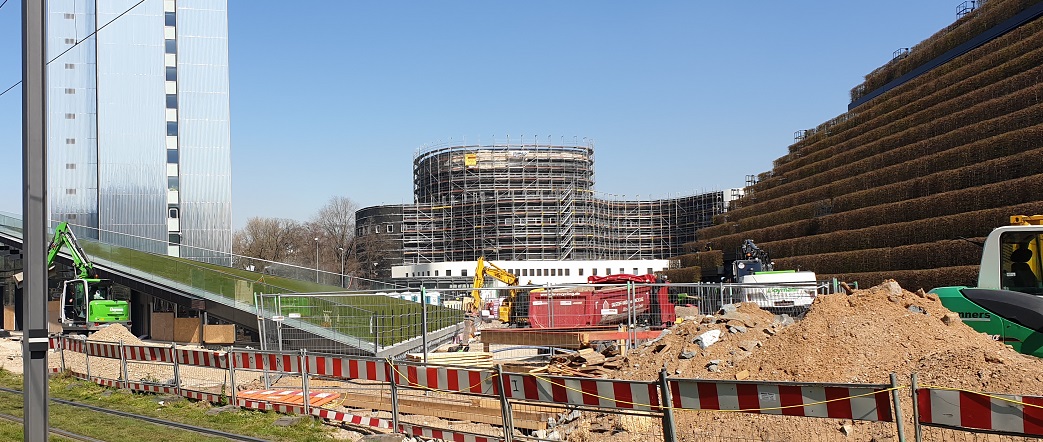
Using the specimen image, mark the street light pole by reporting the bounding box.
[314,237,319,283]
[338,247,345,288]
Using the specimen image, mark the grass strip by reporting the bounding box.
[0,370,336,442]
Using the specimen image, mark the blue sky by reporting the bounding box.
[0,1,958,229]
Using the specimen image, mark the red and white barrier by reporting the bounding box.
[126,382,177,395]
[398,423,501,442]
[123,345,173,363]
[176,349,228,369]
[235,351,300,374]
[311,408,393,429]
[49,337,59,350]
[303,355,389,382]
[62,337,85,354]
[918,388,1043,436]
[181,389,223,403]
[499,373,661,411]
[85,341,121,359]
[669,379,893,422]
[391,364,495,394]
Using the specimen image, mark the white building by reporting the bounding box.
[392,259,670,286]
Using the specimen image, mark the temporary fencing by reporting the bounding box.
[48,335,1043,441]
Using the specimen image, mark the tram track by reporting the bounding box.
[0,386,271,442]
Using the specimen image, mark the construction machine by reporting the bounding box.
[470,257,523,325]
[931,215,1043,357]
[731,240,818,311]
[47,222,130,333]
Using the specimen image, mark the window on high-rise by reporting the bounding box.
[166,94,177,109]
[166,121,178,136]
[166,67,177,82]
[167,176,179,191]
[168,233,181,245]
[165,39,177,55]
[167,149,178,164]
[164,12,176,26]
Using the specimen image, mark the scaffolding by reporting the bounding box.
[395,139,734,265]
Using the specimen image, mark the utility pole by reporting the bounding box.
[338,247,345,288]
[22,0,50,440]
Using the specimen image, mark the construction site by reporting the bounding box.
[9,0,1043,441]
[355,140,739,272]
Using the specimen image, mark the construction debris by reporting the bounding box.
[404,351,494,367]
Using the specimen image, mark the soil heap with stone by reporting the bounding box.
[563,281,1043,442]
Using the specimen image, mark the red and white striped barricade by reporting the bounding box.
[398,423,501,442]
[62,337,85,354]
[48,336,60,350]
[389,362,497,395]
[498,373,661,411]
[85,341,121,359]
[125,381,177,395]
[234,350,301,374]
[917,388,1043,436]
[303,353,391,382]
[311,408,394,430]
[176,348,229,369]
[668,379,893,421]
[123,345,173,363]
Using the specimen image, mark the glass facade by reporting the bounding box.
[47,0,232,264]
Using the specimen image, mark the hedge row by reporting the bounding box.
[750,22,1043,194]
[730,106,1043,222]
[709,203,1043,262]
[703,129,1043,241]
[820,266,980,294]
[854,0,1043,101]
[728,146,1043,236]
[740,78,1043,215]
[661,266,700,284]
[772,239,984,275]
[673,251,723,270]
[756,22,1043,192]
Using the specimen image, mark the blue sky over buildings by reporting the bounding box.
[0,1,959,228]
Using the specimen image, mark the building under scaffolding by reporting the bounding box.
[356,140,741,271]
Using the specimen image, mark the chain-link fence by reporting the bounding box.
[255,289,466,357]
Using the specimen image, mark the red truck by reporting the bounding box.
[527,274,675,328]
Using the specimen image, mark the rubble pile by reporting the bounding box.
[561,281,1043,441]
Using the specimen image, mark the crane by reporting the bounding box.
[470,257,522,324]
[47,222,130,333]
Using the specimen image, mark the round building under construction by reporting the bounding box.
[369,139,739,265]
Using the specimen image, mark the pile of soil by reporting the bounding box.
[563,280,1043,441]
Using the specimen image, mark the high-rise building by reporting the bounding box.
[46,0,232,263]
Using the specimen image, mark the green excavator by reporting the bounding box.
[47,222,130,333]
[931,215,1043,357]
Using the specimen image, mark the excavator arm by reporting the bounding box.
[46,222,96,279]
[470,257,520,323]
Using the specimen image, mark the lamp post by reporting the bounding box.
[338,247,346,288]
[314,237,319,283]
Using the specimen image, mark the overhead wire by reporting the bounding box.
[0,0,149,100]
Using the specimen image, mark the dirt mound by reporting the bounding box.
[571,280,1043,441]
[87,324,149,346]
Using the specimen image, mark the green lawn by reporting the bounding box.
[0,370,335,442]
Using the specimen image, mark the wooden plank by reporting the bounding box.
[478,329,588,349]
[151,311,174,342]
[338,391,552,430]
[203,324,235,344]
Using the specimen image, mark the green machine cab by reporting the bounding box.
[931,215,1043,357]
[47,222,131,333]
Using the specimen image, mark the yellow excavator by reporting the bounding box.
[470,257,523,325]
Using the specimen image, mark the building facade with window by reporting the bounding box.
[46,0,232,263]
[357,141,741,284]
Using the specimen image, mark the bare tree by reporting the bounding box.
[232,217,307,272]
[311,197,359,277]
